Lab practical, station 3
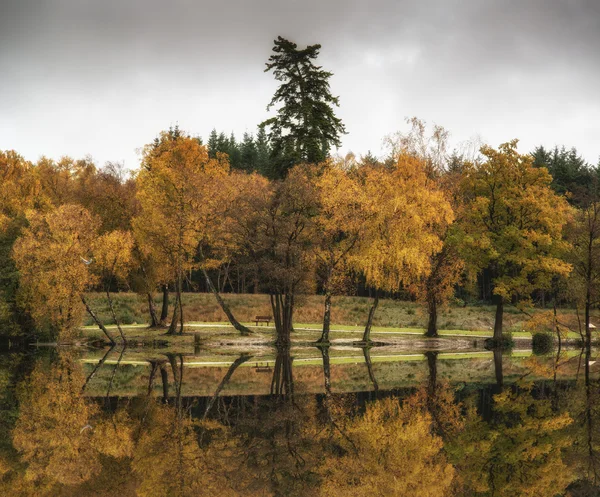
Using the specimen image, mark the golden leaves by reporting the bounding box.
[12,204,100,335]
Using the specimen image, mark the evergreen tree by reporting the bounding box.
[240,132,258,173]
[262,36,346,178]
[532,145,594,204]
[227,132,242,170]
[207,129,219,159]
[255,126,271,176]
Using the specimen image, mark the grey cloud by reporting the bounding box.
[1,0,599,167]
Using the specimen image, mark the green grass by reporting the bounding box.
[82,292,598,334]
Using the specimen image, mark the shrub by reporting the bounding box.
[532,332,554,355]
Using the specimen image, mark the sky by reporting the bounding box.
[1,0,599,169]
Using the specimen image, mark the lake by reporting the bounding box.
[0,342,598,496]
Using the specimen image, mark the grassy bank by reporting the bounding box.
[83,292,595,335]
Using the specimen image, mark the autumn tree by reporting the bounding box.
[92,230,135,343]
[354,154,454,343]
[459,140,572,341]
[312,161,373,343]
[386,118,466,337]
[0,150,45,334]
[227,165,318,345]
[262,36,346,178]
[133,130,229,334]
[565,198,600,351]
[129,242,171,328]
[12,204,106,340]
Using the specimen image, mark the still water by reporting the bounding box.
[0,344,598,496]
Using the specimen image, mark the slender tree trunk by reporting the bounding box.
[203,354,251,419]
[586,220,594,353]
[363,346,379,393]
[81,296,116,345]
[167,290,180,335]
[160,284,169,326]
[493,348,503,392]
[253,269,259,294]
[178,278,184,334]
[105,346,125,400]
[147,293,159,328]
[106,289,127,344]
[425,297,438,338]
[585,299,591,355]
[493,295,504,341]
[202,268,252,336]
[147,361,159,396]
[321,345,332,396]
[82,346,114,392]
[160,363,169,403]
[362,294,380,343]
[318,290,332,344]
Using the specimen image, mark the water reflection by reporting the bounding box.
[0,346,599,496]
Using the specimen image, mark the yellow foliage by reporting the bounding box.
[93,229,135,283]
[319,397,455,496]
[12,355,101,486]
[132,403,237,497]
[12,204,100,335]
[352,153,454,291]
[460,140,572,301]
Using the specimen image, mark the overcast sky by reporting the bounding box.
[1,0,599,169]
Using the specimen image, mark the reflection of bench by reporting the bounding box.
[255,315,272,326]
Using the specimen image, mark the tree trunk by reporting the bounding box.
[363,346,379,393]
[270,292,294,347]
[202,268,252,336]
[493,348,503,392]
[493,295,504,341]
[167,290,180,335]
[425,297,438,337]
[82,346,114,392]
[318,290,332,344]
[106,290,127,344]
[160,284,169,326]
[585,299,591,355]
[270,344,294,398]
[362,294,380,343]
[320,345,332,397]
[203,354,251,419]
[160,363,169,403]
[147,293,159,328]
[81,296,116,345]
[178,280,184,334]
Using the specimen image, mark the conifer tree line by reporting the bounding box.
[1,36,600,347]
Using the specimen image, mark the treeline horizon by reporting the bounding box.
[2,36,600,348]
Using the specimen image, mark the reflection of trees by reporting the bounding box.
[9,352,134,494]
[563,349,600,495]
[132,401,237,497]
[318,396,455,496]
[449,384,574,496]
[362,346,379,394]
[270,344,294,398]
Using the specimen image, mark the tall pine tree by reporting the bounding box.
[262,36,346,178]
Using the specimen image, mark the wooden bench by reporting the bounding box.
[255,362,272,373]
[255,315,272,326]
